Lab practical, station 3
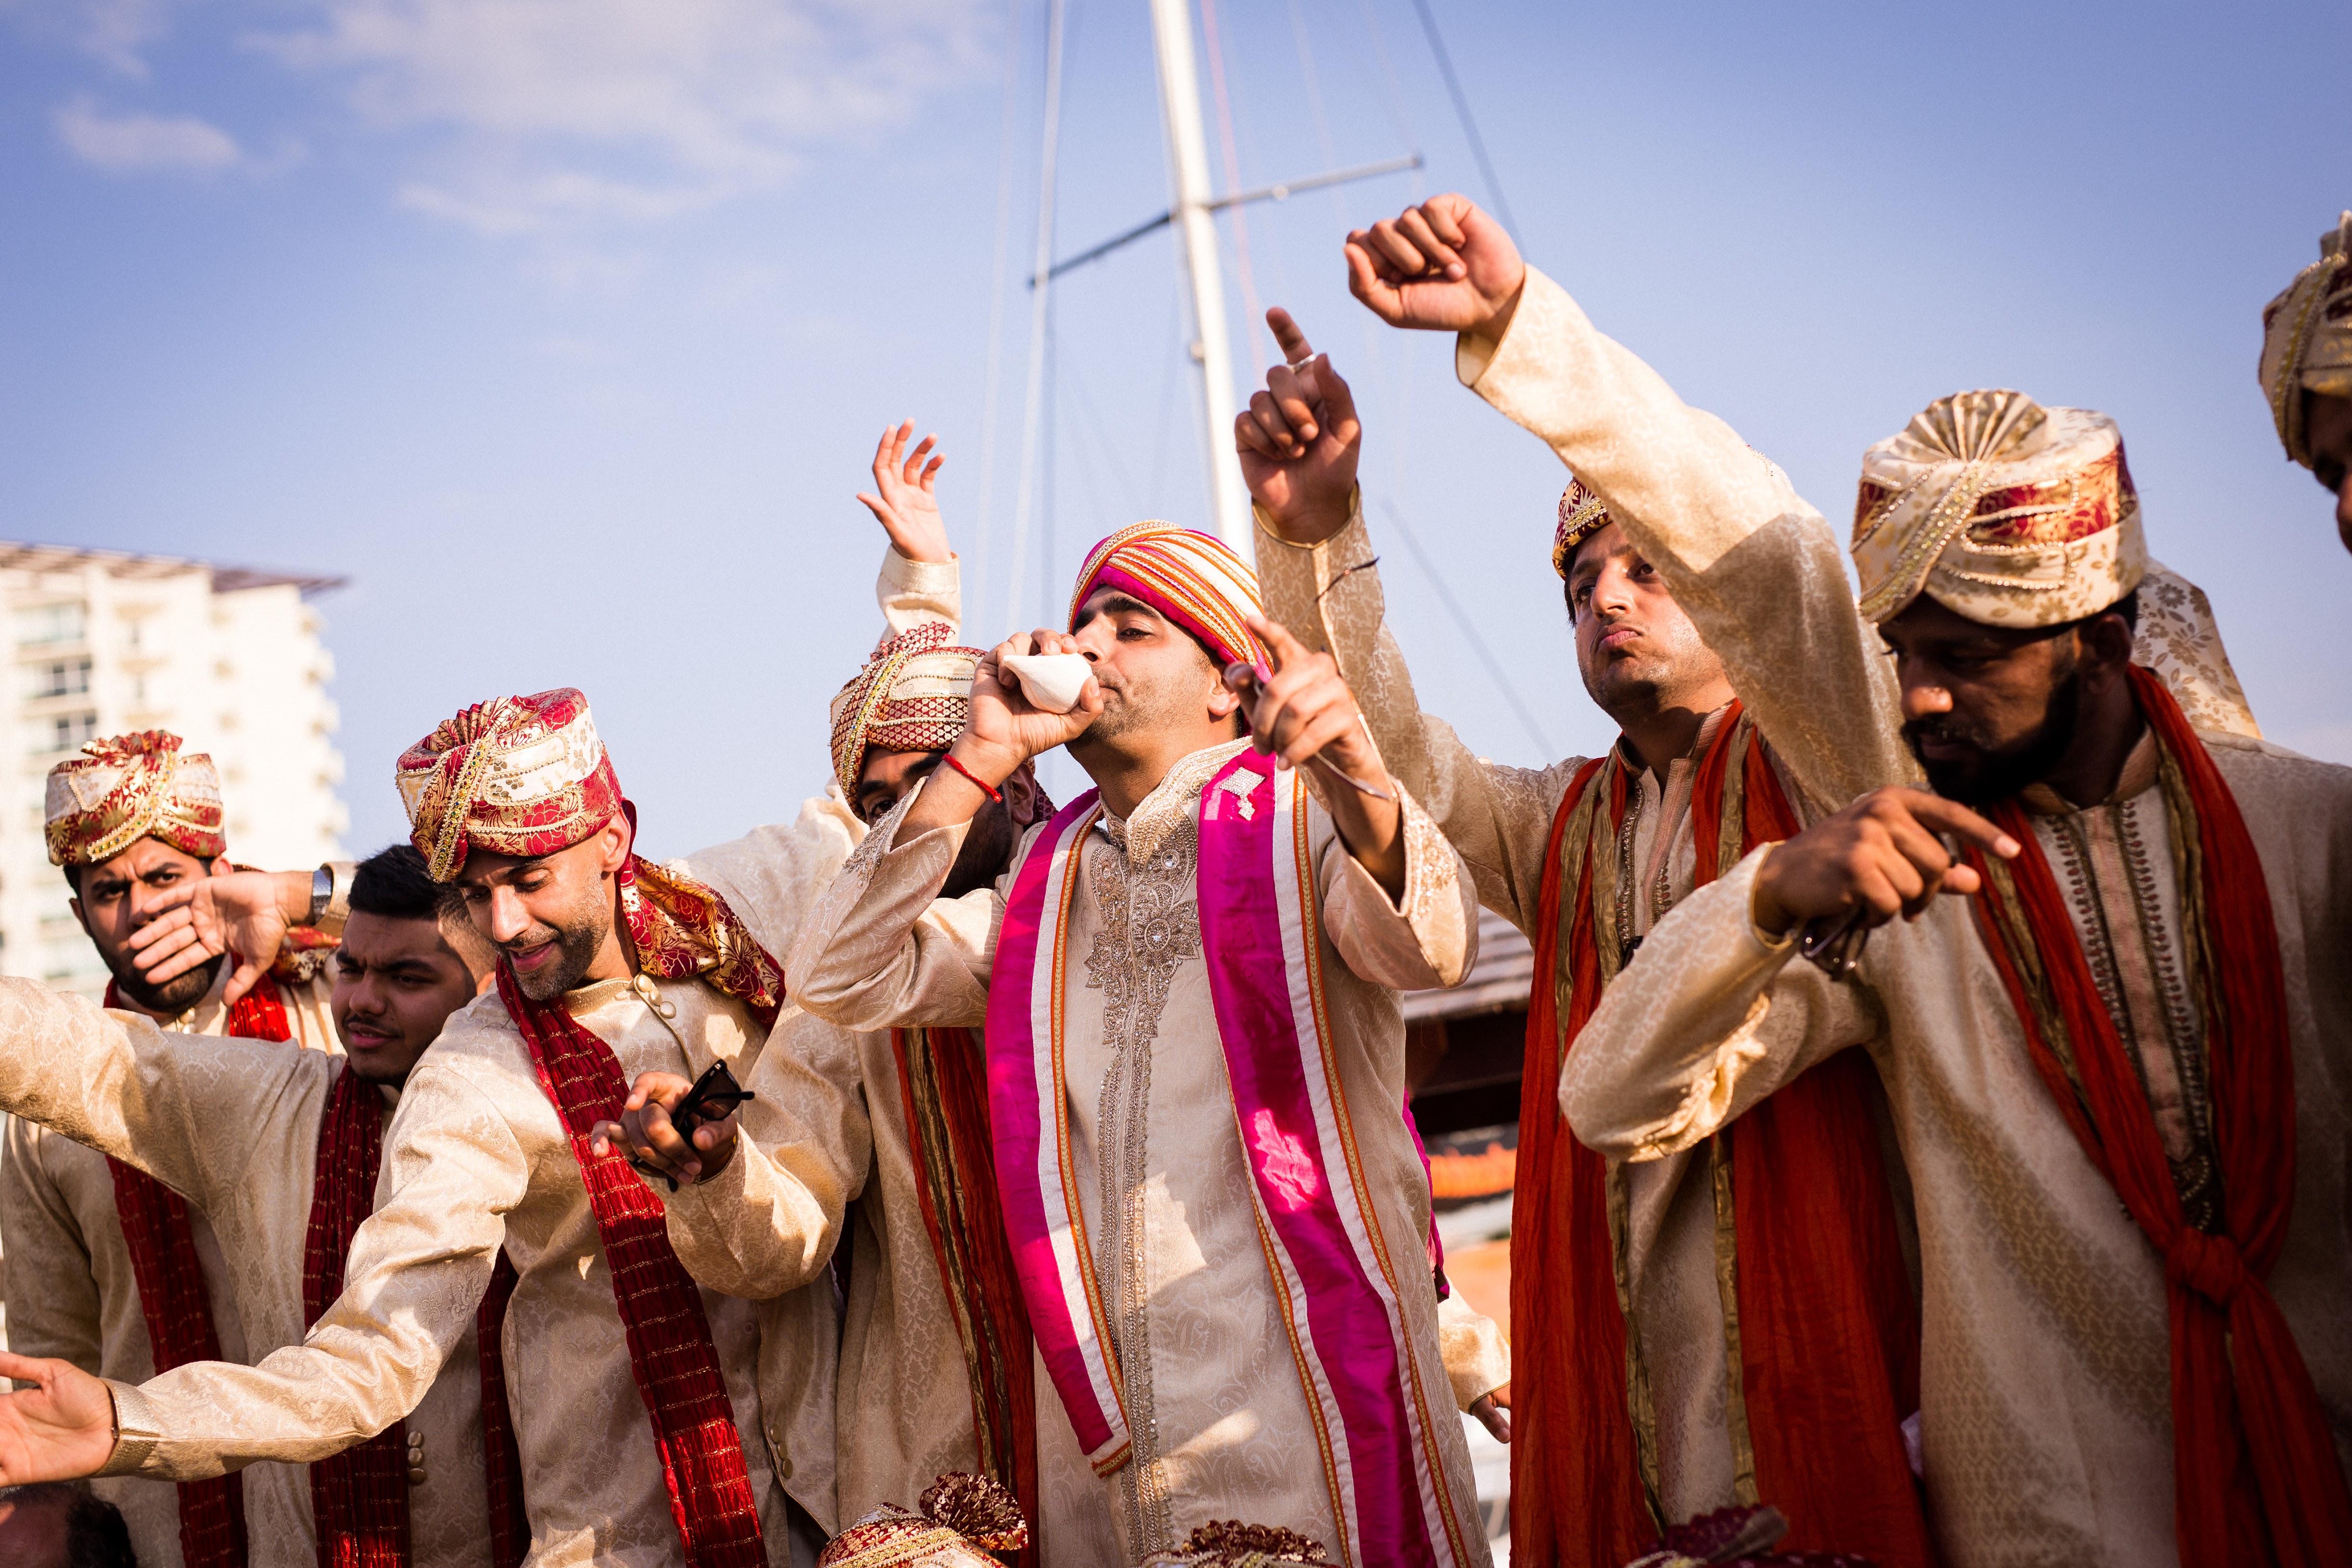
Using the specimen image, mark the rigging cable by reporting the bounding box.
[970,0,1027,621]
[1380,497,1556,757]
[1006,0,1068,633]
[1406,0,1519,238]
[1196,0,1271,374]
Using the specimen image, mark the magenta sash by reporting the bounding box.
[985,789,1131,1477]
[987,755,1469,1564]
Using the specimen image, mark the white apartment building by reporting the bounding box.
[0,542,347,998]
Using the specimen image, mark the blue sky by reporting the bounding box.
[4,0,2347,859]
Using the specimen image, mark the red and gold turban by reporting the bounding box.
[817,1474,1028,1567]
[1852,389,2143,627]
[1552,476,1612,578]
[1069,523,1267,669]
[2258,211,2352,468]
[45,730,225,867]
[827,620,987,800]
[396,688,621,882]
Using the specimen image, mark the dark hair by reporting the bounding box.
[0,1482,136,1568]
[350,843,454,923]
[2110,586,2140,631]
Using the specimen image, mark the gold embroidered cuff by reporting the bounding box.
[95,1379,160,1477]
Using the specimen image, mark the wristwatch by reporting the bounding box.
[306,861,357,936]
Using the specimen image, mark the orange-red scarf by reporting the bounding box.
[1514,708,1933,1568]
[892,1026,1037,1567]
[1961,666,2352,1567]
[104,971,291,1568]
[494,956,770,1567]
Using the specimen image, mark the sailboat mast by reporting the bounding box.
[1147,0,1251,554]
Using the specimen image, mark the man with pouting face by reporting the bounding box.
[1,731,348,1568]
[1241,297,1940,1565]
[787,523,1491,1565]
[0,843,518,1565]
[2258,210,2352,555]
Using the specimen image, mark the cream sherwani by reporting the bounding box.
[788,740,1490,1566]
[1454,277,2352,1559]
[0,979,493,1567]
[1,965,337,1568]
[89,817,872,1568]
[1251,264,1917,1521]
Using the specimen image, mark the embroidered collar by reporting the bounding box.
[1096,739,1253,866]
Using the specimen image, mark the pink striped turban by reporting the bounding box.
[1068,523,1267,669]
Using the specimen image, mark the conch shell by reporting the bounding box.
[1000,653,1094,714]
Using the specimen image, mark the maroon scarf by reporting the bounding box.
[494,960,769,1566]
[104,971,292,1568]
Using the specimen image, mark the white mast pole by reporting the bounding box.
[1148,0,1251,555]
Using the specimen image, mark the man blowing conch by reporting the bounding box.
[784,524,1492,1567]
[0,691,877,1568]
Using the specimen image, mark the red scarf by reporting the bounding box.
[891,1026,1038,1568]
[1513,709,1933,1568]
[104,971,292,1568]
[493,959,769,1567]
[1960,666,2352,1567]
[299,1070,532,1568]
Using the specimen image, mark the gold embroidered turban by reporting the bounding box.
[1852,388,2143,627]
[1552,476,1612,577]
[2257,211,2352,467]
[45,730,225,867]
[827,620,987,800]
[396,688,621,882]
[1070,523,1268,669]
[816,1474,1028,1567]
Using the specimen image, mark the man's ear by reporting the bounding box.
[2078,611,2136,692]
[1003,763,1041,828]
[208,856,235,878]
[1205,668,1245,723]
[69,895,88,937]
[597,814,633,876]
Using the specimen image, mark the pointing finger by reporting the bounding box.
[1247,613,1310,675]
[1267,306,1315,366]
[1899,791,2021,859]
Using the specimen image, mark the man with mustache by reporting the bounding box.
[1241,294,1938,1563]
[0,843,521,1565]
[1552,407,2352,1560]
[0,691,883,1568]
[1,730,346,1568]
[2258,209,2352,554]
[787,524,1491,1565]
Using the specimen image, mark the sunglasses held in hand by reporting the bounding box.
[626,1058,757,1193]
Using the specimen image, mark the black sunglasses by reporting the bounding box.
[627,1059,757,1193]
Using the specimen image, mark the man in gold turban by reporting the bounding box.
[1334,192,2343,1568]
[2257,211,2352,551]
[3,731,347,1568]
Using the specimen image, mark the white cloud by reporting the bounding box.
[0,0,180,75]
[249,0,994,234]
[55,94,242,170]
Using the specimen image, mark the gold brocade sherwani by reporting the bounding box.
[84,817,872,1568]
[0,966,337,1568]
[1564,735,2352,1567]
[0,977,493,1568]
[786,741,1490,1567]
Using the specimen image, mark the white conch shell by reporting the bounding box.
[1000,653,1094,714]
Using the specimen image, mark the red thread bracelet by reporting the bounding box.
[941,751,1003,803]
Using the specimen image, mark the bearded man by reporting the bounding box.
[1,731,347,1568]
[0,843,518,1565]
[1553,384,2352,1568]
[2258,209,2352,553]
[786,524,1491,1567]
[0,692,879,1568]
